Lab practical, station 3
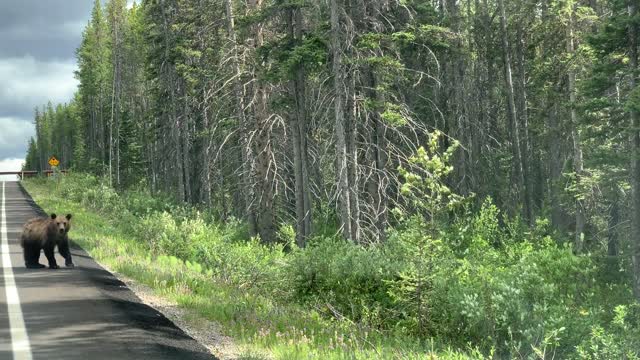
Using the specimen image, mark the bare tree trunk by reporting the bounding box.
[202,88,212,207]
[447,0,469,196]
[253,93,276,243]
[218,156,228,220]
[497,0,526,219]
[330,0,362,243]
[331,0,353,241]
[246,0,276,244]
[547,100,566,231]
[109,18,119,187]
[159,4,184,202]
[99,86,104,168]
[115,39,121,187]
[628,0,640,299]
[608,189,620,257]
[182,114,192,204]
[364,68,388,243]
[174,114,185,202]
[288,7,312,247]
[345,0,362,242]
[224,0,257,236]
[567,9,585,253]
[515,24,534,224]
[346,82,360,243]
[109,74,115,186]
[470,1,483,197]
[471,0,493,201]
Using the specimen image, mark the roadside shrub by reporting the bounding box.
[191,231,285,290]
[384,217,456,337]
[57,174,101,203]
[382,203,604,357]
[133,211,187,255]
[574,305,640,360]
[286,237,399,328]
[130,211,283,288]
[440,225,596,355]
[122,188,172,217]
[575,325,639,359]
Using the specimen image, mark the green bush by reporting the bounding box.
[191,232,285,290]
[574,305,640,359]
[383,204,608,357]
[286,237,400,328]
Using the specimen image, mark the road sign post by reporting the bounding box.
[48,156,61,189]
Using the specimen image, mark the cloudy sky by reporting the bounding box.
[0,0,94,179]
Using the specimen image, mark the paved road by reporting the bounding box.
[0,181,215,360]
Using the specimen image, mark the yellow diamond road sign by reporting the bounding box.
[48,156,60,167]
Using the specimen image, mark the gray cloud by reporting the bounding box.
[0,0,93,163]
[0,0,93,28]
[0,57,79,118]
[0,117,35,159]
[0,0,92,59]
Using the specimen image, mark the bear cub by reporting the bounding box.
[21,213,74,269]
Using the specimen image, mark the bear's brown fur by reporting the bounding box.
[20,213,74,269]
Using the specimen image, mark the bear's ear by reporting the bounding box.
[65,214,72,221]
[50,213,57,219]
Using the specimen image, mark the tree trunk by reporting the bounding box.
[628,0,640,299]
[608,189,620,257]
[364,68,388,243]
[345,61,360,243]
[331,0,354,241]
[247,0,276,244]
[288,7,312,247]
[547,100,566,232]
[224,0,257,237]
[202,88,212,207]
[497,0,526,219]
[567,8,585,253]
[182,106,192,204]
[515,24,534,224]
[109,19,119,187]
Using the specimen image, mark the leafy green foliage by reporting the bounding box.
[286,237,399,328]
[574,304,640,360]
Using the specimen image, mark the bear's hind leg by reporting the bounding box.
[23,243,44,269]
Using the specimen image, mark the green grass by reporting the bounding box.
[22,178,483,360]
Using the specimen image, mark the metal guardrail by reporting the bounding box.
[0,170,69,179]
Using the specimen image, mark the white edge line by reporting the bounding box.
[2,182,33,360]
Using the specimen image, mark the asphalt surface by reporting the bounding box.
[0,181,215,360]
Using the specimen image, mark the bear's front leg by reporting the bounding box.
[58,239,74,268]
[43,245,59,269]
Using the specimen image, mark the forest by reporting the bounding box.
[23,0,640,358]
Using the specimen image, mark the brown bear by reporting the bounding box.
[20,213,74,269]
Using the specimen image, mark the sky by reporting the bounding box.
[0,0,94,179]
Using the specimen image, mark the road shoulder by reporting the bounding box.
[99,263,241,360]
